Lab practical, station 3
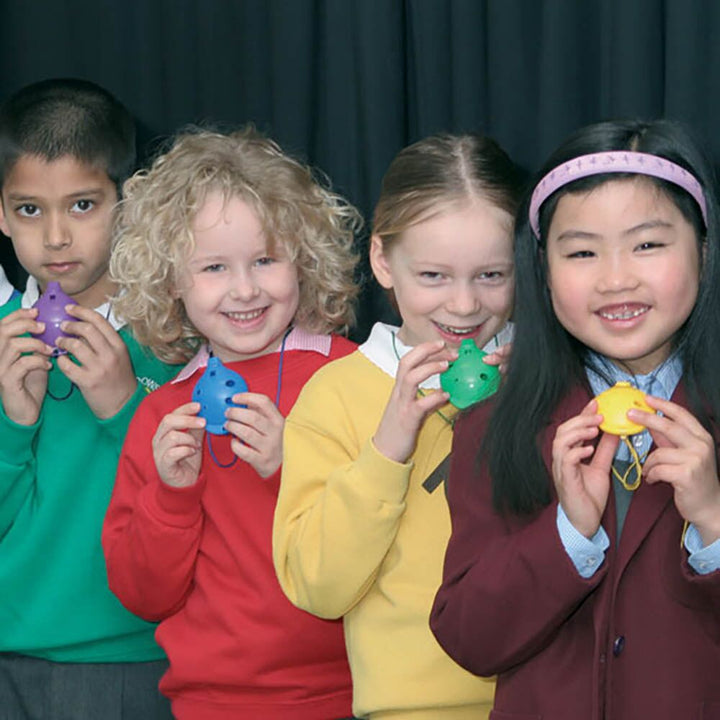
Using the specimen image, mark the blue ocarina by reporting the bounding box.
[32,281,76,356]
[440,338,501,409]
[192,356,249,435]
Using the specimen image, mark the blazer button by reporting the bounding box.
[612,635,625,657]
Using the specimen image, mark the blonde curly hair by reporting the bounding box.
[111,126,362,363]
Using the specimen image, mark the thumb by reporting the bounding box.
[590,431,620,473]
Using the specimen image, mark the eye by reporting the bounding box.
[203,263,225,272]
[635,241,664,251]
[477,270,504,281]
[71,199,95,214]
[419,271,444,281]
[566,249,595,259]
[16,203,40,218]
[255,256,276,267]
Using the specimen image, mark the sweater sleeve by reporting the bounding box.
[0,408,39,536]
[430,405,606,677]
[102,392,205,621]
[273,367,411,619]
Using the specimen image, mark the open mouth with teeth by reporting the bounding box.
[597,304,649,321]
[434,321,483,337]
[223,308,267,321]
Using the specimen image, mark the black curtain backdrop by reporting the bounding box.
[1,0,719,340]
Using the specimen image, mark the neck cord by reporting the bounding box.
[391,331,454,427]
[611,440,647,491]
[207,326,293,468]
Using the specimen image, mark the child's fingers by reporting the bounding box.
[0,336,53,363]
[229,392,282,416]
[482,343,512,367]
[162,444,201,465]
[156,427,203,451]
[0,307,41,335]
[153,404,205,439]
[400,360,452,399]
[398,340,455,376]
[629,409,703,450]
[554,412,602,449]
[589,431,621,472]
[630,395,708,444]
[415,388,451,415]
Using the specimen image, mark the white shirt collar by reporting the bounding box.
[0,265,15,305]
[358,321,514,389]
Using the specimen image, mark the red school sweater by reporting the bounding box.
[103,335,355,720]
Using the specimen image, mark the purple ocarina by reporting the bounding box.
[32,281,76,355]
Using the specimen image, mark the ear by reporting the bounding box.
[369,235,394,290]
[0,197,10,238]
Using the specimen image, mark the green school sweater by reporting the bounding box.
[0,295,180,662]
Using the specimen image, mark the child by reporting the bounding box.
[0,79,178,718]
[430,119,720,719]
[102,126,361,720]
[272,133,523,719]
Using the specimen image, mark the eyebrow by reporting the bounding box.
[5,187,109,202]
[555,219,674,242]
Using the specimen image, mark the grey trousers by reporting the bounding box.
[0,654,173,720]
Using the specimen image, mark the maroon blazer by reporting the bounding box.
[430,382,720,720]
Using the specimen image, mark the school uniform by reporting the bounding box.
[431,377,720,720]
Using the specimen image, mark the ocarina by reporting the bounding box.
[595,381,654,435]
[31,281,76,355]
[440,338,501,409]
[192,356,249,435]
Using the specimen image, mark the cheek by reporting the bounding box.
[665,271,700,315]
[483,283,514,317]
[279,271,301,310]
[547,264,579,311]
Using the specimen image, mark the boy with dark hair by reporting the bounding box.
[0,78,177,719]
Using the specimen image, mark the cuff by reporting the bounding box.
[349,437,413,505]
[97,383,148,444]
[0,408,38,464]
[556,504,609,578]
[685,523,720,575]
[148,476,205,527]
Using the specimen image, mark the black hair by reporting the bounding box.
[0,78,136,195]
[482,119,720,515]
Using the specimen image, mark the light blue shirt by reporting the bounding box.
[557,353,720,577]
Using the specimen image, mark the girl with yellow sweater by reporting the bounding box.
[272,134,523,719]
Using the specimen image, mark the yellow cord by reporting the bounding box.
[680,520,690,549]
[611,436,645,491]
[611,436,688,548]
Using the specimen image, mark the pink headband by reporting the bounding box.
[529,151,708,239]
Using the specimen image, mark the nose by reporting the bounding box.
[596,252,640,293]
[447,282,480,316]
[43,212,71,250]
[229,269,260,302]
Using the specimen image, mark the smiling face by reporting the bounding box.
[546,178,702,375]
[175,192,300,363]
[0,154,118,307]
[370,198,514,349]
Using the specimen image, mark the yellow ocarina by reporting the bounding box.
[595,381,654,436]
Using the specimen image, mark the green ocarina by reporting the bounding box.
[440,338,501,409]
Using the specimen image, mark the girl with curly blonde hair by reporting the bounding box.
[103,126,361,720]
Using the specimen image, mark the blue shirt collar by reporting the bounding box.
[585,351,683,401]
